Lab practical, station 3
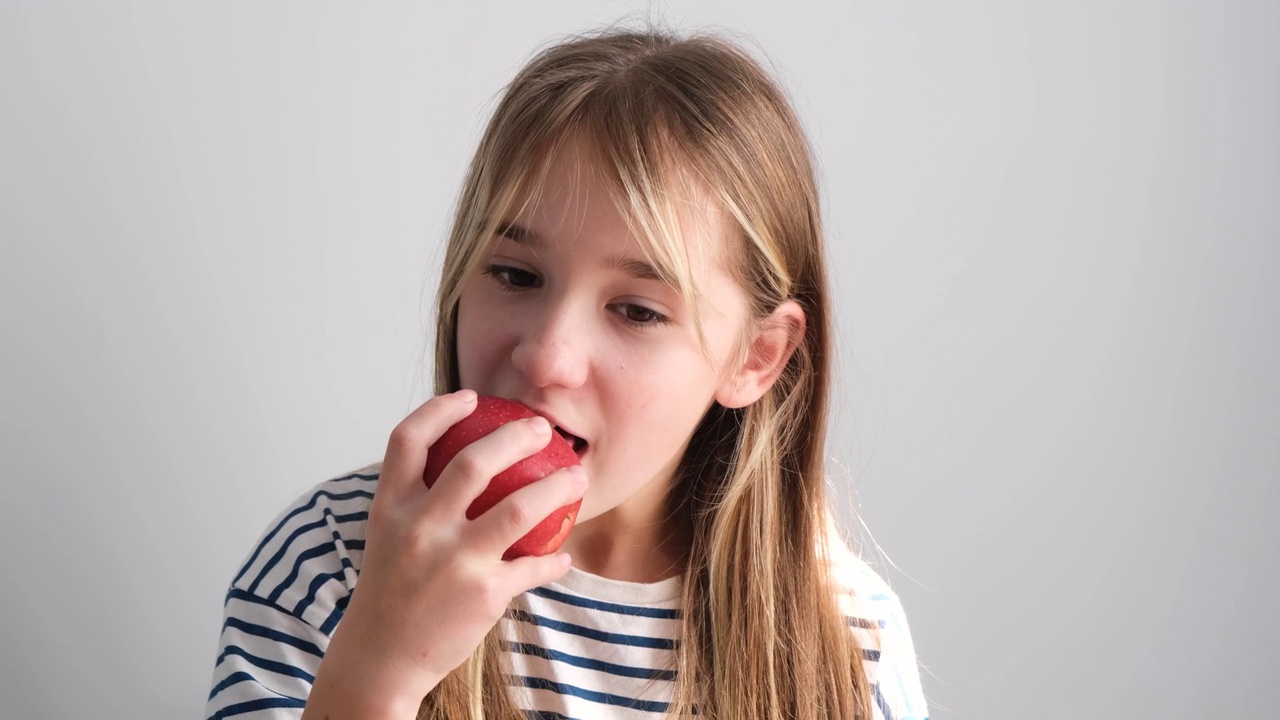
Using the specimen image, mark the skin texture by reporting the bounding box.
[422,395,582,559]
[455,143,759,583]
[301,391,589,719]
[300,142,804,719]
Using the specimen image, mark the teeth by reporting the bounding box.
[554,426,587,453]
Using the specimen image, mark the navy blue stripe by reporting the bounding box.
[209,696,307,720]
[292,568,351,618]
[848,616,886,630]
[319,592,349,635]
[225,587,290,614]
[511,674,669,713]
[502,640,676,681]
[249,507,368,595]
[235,488,373,589]
[508,609,676,650]
[873,681,896,720]
[214,645,316,684]
[225,585,354,639]
[207,671,261,701]
[259,510,369,603]
[223,617,324,659]
[863,648,882,662]
[529,586,681,619]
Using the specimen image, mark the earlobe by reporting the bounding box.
[715,300,806,409]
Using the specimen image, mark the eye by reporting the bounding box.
[610,302,671,328]
[482,264,541,291]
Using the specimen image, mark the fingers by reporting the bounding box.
[501,552,575,597]
[427,415,558,520]
[377,391,588,570]
[378,389,478,500]
[465,464,588,558]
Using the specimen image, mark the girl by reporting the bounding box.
[206,27,927,720]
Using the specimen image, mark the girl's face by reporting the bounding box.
[455,143,752,531]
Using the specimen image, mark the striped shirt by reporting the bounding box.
[205,465,928,719]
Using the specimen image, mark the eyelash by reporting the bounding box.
[483,264,541,291]
[481,264,672,329]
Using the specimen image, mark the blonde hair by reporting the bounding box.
[420,26,872,720]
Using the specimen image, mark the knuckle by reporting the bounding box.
[502,498,534,532]
[457,566,501,612]
[474,576,510,616]
[387,421,423,453]
[450,452,488,485]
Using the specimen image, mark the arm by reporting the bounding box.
[205,471,376,720]
[206,587,328,719]
[865,589,929,720]
[827,527,929,720]
[206,392,587,719]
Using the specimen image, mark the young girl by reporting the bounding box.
[206,27,927,720]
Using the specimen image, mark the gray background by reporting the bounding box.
[1,1,1276,718]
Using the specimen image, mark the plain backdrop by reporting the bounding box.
[1,1,1276,718]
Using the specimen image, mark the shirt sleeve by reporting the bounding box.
[830,531,929,720]
[204,470,377,720]
[864,588,929,720]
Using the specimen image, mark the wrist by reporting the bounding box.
[304,610,437,719]
[303,670,424,720]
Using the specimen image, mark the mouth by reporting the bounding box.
[553,426,588,457]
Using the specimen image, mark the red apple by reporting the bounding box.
[422,395,581,559]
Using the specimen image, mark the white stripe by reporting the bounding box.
[207,470,928,719]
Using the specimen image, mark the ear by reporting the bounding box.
[715,300,807,409]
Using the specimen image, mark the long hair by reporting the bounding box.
[419,27,872,720]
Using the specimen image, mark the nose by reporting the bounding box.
[510,304,589,390]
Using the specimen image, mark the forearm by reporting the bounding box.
[300,615,436,720]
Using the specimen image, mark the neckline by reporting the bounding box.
[550,566,684,605]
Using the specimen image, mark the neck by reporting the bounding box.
[563,513,690,583]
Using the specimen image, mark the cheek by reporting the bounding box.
[454,289,503,387]
[604,351,719,448]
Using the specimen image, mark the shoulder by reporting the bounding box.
[207,464,382,719]
[825,525,930,720]
[225,463,381,632]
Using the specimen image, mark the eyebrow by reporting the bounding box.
[606,256,669,284]
[497,221,544,246]
[496,221,671,285]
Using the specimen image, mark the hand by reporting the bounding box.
[302,389,589,719]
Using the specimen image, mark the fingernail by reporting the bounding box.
[558,553,572,568]
[527,416,551,434]
[568,465,587,486]
[456,389,477,403]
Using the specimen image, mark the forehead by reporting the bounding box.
[508,137,736,280]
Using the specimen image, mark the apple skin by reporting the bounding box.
[422,395,582,560]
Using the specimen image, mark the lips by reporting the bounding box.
[528,406,587,457]
[553,426,588,455]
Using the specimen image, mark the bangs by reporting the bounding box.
[474,115,734,352]
[439,29,798,369]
